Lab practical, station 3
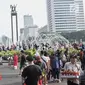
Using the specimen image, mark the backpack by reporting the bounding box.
[34,61,45,71]
[41,56,47,69]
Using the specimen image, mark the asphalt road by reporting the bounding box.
[0,63,67,85]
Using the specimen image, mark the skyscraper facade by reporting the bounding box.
[22,15,38,41]
[24,14,34,27]
[46,0,85,32]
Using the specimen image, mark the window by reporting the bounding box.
[54,15,75,17]
[55,19,75,22]
[55,17,75,19]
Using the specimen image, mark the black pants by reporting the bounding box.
[62,61,66,68]
[52,68,60,79]
[67,80,79,85]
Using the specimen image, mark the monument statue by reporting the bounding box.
[10,5,16,12]
[10,5,18,43]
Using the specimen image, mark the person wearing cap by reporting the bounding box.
[64,55,81,85]
[22,56,42,85]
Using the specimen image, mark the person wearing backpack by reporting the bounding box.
[40,51,50,85]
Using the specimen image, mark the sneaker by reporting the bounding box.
[54,79,58,81]
[58,79,61,83]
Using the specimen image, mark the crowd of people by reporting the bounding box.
[17,42,85,85]
[1,42,85,85]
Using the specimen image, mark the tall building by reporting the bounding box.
[46,0,85,32]
[20,28,24,41]
[24,25,38,39]
[20,14,38,43]
[24,14,34,27]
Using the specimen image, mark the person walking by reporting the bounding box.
[34,56,45,85]
[13,53,18,69]
[41,51,50,85]
[19,50,26,75]
[50,52,62,83]
[22,56,42,85]
[61,52,67,68]
[79,49,84,69]
[81,50,85,70]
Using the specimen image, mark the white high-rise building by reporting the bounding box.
[20,14,38,42]
[46,0,85,32]
[24,25,38,39]
[24,14,34,27]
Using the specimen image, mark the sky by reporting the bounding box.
[0,0,47,38]
[0,0,85,38]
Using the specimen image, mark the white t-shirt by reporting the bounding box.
[62,54,67,61]
[41,55,50,69]
[64,62,81,72]
[41,55,50,63]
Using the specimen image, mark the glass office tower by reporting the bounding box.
[46,0,85,32]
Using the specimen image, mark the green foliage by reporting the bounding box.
[24,49,36,57]
[48,49,54,56]
[0,50,20,57]
[0,48,80,58]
